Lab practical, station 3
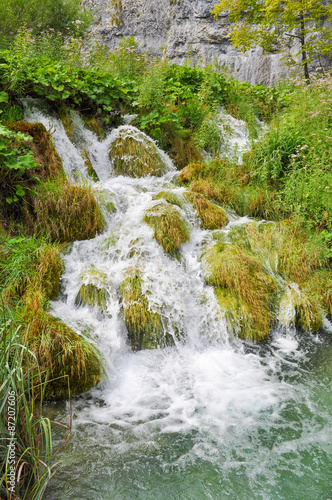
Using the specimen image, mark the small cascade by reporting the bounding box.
[23,101,331,500]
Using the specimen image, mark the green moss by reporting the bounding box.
[120,267,173,350]
[110,129,166,178]
[96,190,116,215]
[57,105,75,140]
[154,191,183,208]
[143,202,190,255]
[278,283,323,332]
[184,191,228,230]
[82,115,106,141]
[75,268,109,312]
[82,150,99,182]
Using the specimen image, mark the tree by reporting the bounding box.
[212,0,332,83]
[0,0,92,45]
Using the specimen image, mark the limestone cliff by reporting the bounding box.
[86,0,330,86]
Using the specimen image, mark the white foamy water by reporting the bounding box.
[23,101,331,500]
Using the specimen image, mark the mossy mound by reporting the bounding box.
[32,180,104,243]
[143,202,190,255]
[184,192,228,230]
[110,128,167,178]
[203,242,279,341]
[278,283,323,332]
[27,311,102,399]
[154,191,183,208]
[75,268,109,312]
[120,267,172,350]
[9,121,65,181]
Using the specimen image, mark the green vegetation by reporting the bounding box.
[0,312,57,498]
[75,267,109,312]
[110,128,167,177]
[143,203,190,256]
[1,8,332,494]
[184,191,228,230]
[212,0,332,82]
[120,266,170,350]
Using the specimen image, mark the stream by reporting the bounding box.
[24,100,332,500]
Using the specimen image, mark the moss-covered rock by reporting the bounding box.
[278,283,323,332]
[82,150,99,182]
[9,121,65,181]
[143,202,190,255]
[215,288,253,339]
[203,242,278,341]
[154,191,183,208]
[185,191,228,230]
[27,311,102,399]
[110,128,167,178]
[120,267,173,350]
[32,180,104,243]
[303,270,332,321]
[75,267,109,312]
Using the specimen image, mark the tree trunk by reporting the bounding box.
[300,11,310,84]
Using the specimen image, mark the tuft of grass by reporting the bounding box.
[120,266,170,350]
[110,129,167,178]
[75,267,109,312]
[184,191,228,230]
[203,241,279,341]
[154,191,183,208]
[143,202,190,255]
[278,283,323,332]
[32,180,104,243]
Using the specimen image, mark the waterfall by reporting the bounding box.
[23,101,332,500]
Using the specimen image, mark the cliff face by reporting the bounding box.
[86,0,327,86]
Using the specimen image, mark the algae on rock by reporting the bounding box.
[110,127,167,177]
[154,191,184,208]
[143,202,190,255]
[120,267,173,350]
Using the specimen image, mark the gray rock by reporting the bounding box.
[85,0,331,86]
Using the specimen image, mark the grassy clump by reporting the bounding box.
[143,202,190,255]
[0,312,56,498]
[0,235,103,399]
[32,180,104,243]
[110,129,167,178]
[120,267,171,350]
[278,283,323,332]
[203,241,279,341]
[75,267,109,312]
[154,191,184,208]
[226,222,328,332]
[184,191,228,230]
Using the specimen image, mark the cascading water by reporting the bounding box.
[24,101,331,500]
